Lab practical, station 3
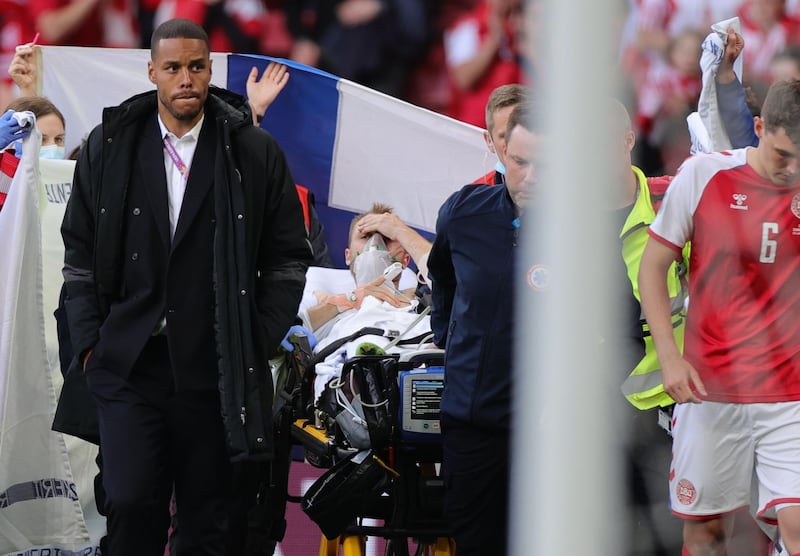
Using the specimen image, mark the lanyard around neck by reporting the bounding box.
[163,135,189,181]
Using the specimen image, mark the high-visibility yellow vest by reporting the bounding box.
[620,166,688,409]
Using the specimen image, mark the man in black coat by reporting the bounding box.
[60,18,311,555]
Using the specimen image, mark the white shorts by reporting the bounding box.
[670,400,800,524]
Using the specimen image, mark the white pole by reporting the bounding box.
[511,0,625,553]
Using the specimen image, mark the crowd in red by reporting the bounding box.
[5,0,800,176]
[0,0,525,123]
[621,0,800,174]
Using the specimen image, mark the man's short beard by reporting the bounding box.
[173,108,202,121]
[158,91,205,123]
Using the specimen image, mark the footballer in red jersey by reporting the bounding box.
[640,79,800,554]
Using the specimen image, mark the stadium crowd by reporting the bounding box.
[4,0,800,176]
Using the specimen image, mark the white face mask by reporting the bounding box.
[351,234,395,286]
[39,144,65,160]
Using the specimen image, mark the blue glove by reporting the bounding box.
[280,324,318,352]
[0,110,31,150]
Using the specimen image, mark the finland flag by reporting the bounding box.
[43,47,491,267]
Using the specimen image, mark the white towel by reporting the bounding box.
[11,110,35,130]
[688,16,743,154]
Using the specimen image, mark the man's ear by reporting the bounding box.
[624,129,636,153]
[344,247,352,266]
[754,116,765,139]
[484,130,495,154]
[401,253,411,268]
[148,61,156,84]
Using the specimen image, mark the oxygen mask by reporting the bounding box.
[351,234,396,286]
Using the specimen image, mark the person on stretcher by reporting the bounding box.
[298,203,434,403]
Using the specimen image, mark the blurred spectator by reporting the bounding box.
[738,0,800,89]
[769,43,800,81]
[137,0,161,48]
[443,0,522,127]
[648,113,692,175]
[404,0,479,114]
[736,42,800,116]
[30,0,138,47]
[0,0,35,56]
[620,0,745,98]
[286,0,430,98]
[635,29,703,138]
[8,41,38,97]
[516,0,541,83]
[154,0,269,54]
[5,43,66,158]
[0,0,35,107]
[257,3,294,57]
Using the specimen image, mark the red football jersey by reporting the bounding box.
[650,148,800,403]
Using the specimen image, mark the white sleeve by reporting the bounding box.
[444,20,480,67]
[650,155,711,248]
[299,267,357,315]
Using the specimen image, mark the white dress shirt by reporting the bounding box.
[157,114,204,240]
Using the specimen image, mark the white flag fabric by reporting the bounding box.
[40,159,79,371]
[0,130,82,551]
[41,46,229,156]
[0,131,101,554]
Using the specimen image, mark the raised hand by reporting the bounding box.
[246,61,290,124]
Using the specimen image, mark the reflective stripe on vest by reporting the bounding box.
[620,316,685,408]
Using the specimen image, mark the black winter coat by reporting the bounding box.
[58,87,312,461]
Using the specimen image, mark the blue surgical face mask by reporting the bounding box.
[39,144,65,160]
[494,160,506,175]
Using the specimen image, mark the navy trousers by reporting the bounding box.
[85,336,231,556]
[441,416,510,556]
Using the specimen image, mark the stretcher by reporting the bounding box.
[286,348,454,556]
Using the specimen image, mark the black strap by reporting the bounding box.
[310,327,385,366]
[394,332,433,346]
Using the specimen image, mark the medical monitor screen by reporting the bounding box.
[410,379,443,420]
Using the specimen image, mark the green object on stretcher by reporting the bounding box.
[355,342,387,356]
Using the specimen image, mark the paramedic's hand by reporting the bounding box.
[0,110,31,149]
[281,325,318,351]
[357,212,406,241]
[356,275,410,308]
[662,355,707,404]
[717,27,743,85]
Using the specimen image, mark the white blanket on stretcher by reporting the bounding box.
[312,295,432,403]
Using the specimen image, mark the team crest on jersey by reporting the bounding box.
[675,478,697,506]
[526,264,551,292]
[730,193,748,211]
[792,193,800,219]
